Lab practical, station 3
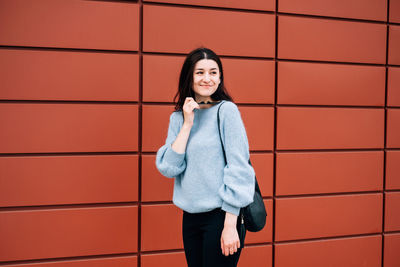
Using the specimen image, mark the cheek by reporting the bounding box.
[193,76,201,84]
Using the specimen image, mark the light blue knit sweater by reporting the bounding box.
[155,100,255,216]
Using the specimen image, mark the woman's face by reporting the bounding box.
[192,59,221,102]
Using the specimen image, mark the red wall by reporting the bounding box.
[0,0,399,266]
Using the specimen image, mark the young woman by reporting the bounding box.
[155,47,255,267]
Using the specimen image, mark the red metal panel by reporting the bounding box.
[275,193,383,241]
[277,107,384,149]
[142,154,174,202]
[2,256,137,267]
[389,26,400,65]
[276,151,383,195]
[0,206,138,262]
[245,200,273,244]
[387,108,400,148]
[384,233,400,267]
[250,153,274,197]
[141,204,183,251]
[143,5,275,57]
[142,0,274,11]
[142,55,183,103]
[388,67,400,107]
[386,151,400,190]
[385,192,400,232]
[0,49,139,101]
[275,235,382,267]
[238,245,273,267]
[278,16,386,64]
[223,58,275,104]
[0,0,139,50]
[240,106,275,151]
[278,61,385,106]
[279,0,387,21]
[390,0,400,23]
[141,252,186,267]
[0,103,138,153]
[0,155,138,207]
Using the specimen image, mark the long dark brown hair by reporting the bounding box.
[173,47,233,111]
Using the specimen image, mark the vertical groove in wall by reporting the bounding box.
[272,0,279,265]
[381,1,390,266]
[138,0,144,266]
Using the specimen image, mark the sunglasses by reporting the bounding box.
[197,100,221,105]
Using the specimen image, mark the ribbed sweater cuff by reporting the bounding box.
[221,202,240,216]
[164,144,185,165]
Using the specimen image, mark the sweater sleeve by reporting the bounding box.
[218,102,255,216]
[155,111,186,178]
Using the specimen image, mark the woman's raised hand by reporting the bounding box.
[182,97,200,126]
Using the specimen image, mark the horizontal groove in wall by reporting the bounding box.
[274,190,384,199]
[384,230,400,234]
[142,1,276,14]
[1,148,395,158]
[0,202,139,212]
[4,190,398,212]
[0,45,139,54]
[0,253,138,266]
[0,233,387,266]
[1,45,395,67]
[274,148,386,153]
[385,189,400,192]
[0,151,139,157]
[142,2,392,25]
[0,100,390,109]
[0,100,140,105]
[273,232,383,245]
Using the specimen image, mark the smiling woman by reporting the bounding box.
[173,47,233,111]
[156,47,255,267]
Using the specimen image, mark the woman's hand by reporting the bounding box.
[182,97,200,126]
[170,97,198,154]
[221,212,240,256]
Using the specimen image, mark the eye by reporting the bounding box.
[195,71,203,75]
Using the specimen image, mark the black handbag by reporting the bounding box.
[217,103,267,232]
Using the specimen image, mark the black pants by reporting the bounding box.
[182,208,246,267]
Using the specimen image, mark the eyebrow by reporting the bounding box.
[195,68,218,70]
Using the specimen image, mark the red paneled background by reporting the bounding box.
[0,0,398,266]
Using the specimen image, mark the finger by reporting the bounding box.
[187,99,196,108]
[221,238,225,255]
[184,97,194,107]
[225,247,229,257]
[237,239,240,249]
[185,97,193,102]
[224,245,229,256]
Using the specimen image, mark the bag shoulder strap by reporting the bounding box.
[216,102,261,193]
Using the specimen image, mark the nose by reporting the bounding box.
[203,73,211,82]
